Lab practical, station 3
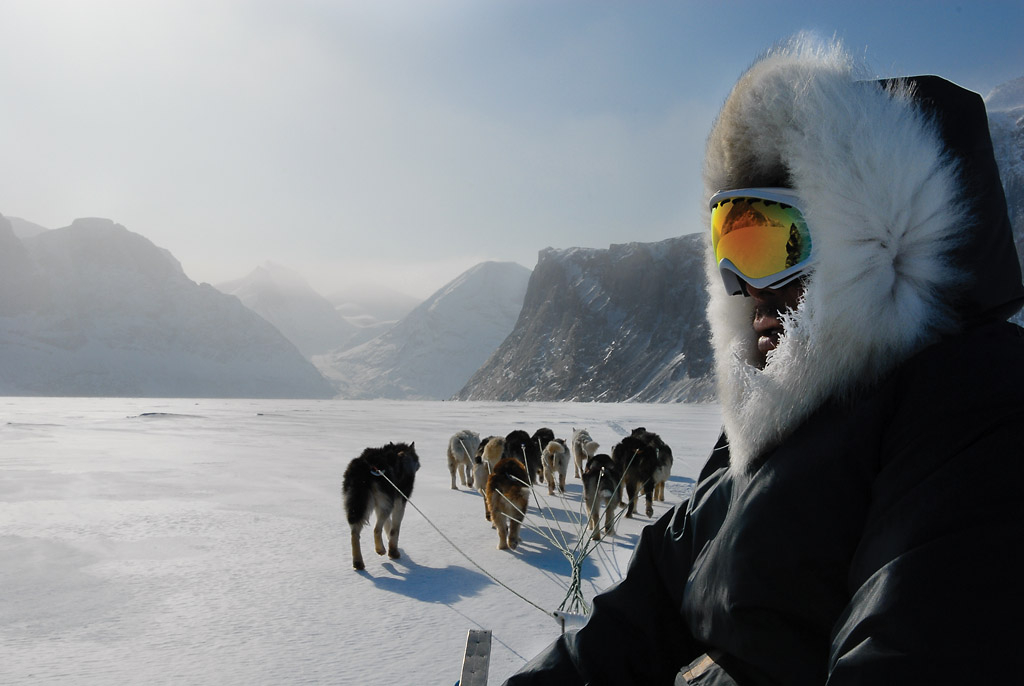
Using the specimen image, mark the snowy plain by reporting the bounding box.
[1,398,722,685]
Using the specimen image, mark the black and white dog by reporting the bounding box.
[581,452,623,540]
[342,442,420,571]
[630,427,673,502]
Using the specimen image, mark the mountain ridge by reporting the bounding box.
[316,260,531,400]
[0,216,334,398]
[456,234,715,403]
[216,262,359,358]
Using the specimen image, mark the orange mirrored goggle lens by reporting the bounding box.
[711,195,812,283]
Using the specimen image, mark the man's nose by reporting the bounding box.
[744,283,774,302]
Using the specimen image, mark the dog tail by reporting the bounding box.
[341,459,373,525]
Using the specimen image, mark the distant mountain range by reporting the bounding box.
[0,218,334,398]
[216,263,421,357]
[217,263,360,358]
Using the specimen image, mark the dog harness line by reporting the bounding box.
[363,465,553,620]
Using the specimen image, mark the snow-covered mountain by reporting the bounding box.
[987,75,1024,325]
[0,216,335,398]
[325,284,422,350]
[986,76,1024,114]
[315,261,531,399]
[327,285,421,328]
[216,263,358,358]
[456,234,715,403]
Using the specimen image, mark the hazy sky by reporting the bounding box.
[2,1,1022,298]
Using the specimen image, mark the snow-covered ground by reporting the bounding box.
[1,398,722,685]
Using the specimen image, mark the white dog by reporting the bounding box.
[571,428,599,479]
[447,429,481,490]
[543,438,570,495]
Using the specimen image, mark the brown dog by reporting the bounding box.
[485,457,530,550]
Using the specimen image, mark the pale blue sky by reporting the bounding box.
[1,0,1021,297]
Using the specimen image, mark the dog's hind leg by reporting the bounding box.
[447,447,458,490]
[624,481,637,518]
[507,515,522,550]
[584,488,600,539]
[386,499,407,559]
[490,494,510,549]
[350,522,366,571]
[603,498,617,537]
[494,512,509,550]
[343,473,371,570]
[372,500,390,557]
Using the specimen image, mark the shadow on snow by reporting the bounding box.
[360,553,493,604]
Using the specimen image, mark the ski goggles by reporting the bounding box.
[709,187,813,295]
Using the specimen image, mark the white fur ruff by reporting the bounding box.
[704,39,966,473]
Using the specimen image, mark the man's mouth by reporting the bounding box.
[753,309,784,354]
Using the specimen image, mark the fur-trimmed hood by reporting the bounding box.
[704,39,1024,472]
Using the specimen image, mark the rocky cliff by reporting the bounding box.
[455,234,714,402]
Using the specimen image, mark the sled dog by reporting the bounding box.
[631,427,674,502]
[582,453,623,540]
[505,429,543,484]
[486,457,531,550]
[473,435,505,501]
[543,438,570,495]
[531,427,555,481]
[477,435,506,470]
[342,442,420,570]
[446,429,481,490]
[612,435,658,518]
[571,428,599,478]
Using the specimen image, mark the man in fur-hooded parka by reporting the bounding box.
[504,40,1024,686]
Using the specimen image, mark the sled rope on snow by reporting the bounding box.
[504,447,639,616]
[369,468,553,620]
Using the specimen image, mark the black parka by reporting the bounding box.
[504,39,1024,686]
[506,320,1024,685]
